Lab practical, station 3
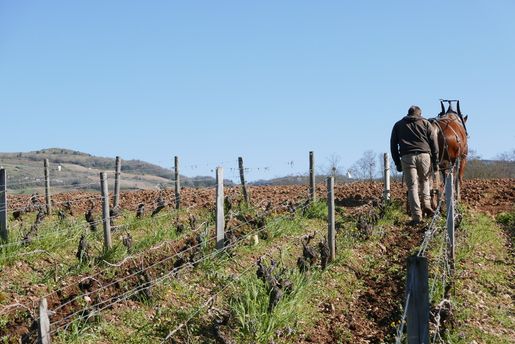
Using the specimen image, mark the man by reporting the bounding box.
[390,105,439,225]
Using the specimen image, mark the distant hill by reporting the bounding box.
[0,148,227,193]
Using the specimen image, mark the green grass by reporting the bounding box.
[229,267,313,343]
[444,210,514,343]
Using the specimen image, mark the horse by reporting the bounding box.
[430,100,469,201]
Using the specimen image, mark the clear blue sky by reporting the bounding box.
[1,1,514,181]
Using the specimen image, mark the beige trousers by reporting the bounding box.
[401,153,432,221]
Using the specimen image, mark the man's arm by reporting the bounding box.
[390,124,401,169]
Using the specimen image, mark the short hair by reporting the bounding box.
[408,105,422,116]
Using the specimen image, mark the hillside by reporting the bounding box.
[0,148,221,193]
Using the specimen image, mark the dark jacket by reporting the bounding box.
[390,114,438,167]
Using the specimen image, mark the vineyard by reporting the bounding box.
[0,160,513,343]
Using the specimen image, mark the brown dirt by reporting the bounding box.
[7,179,513,217]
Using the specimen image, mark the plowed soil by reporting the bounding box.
[7,179,513,216]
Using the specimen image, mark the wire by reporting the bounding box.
[46,200,313,336]
[161,264,254,342]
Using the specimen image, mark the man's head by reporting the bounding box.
[408,105,422,117]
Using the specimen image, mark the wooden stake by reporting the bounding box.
[174,156,180,209]
[327,176,335,261]
[100,172,112,250]
[113,156,121,209]
[406,255,429,344]
[309,151,316,202]
[44,159,51,215]
[445,172,455,265]
[0,168,7,242]
[238,157,249,204]
[384,153,391,201]
[38,298,51,344]
[215,167,224,250]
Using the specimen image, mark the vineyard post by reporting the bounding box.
[38,297,51,344]
[309,151,316,202]
[0,168,7,242]
[383,153,391,201]
[406,255,429,344]
[215,167,225,249]
[174,156,180,209]
[44,159,51,215]
[327,176,336,261]
[100,172,112,250]
[238,157,249,204]
[113,156,121,209]
[445,172,455,266]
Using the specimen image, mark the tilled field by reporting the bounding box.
[7,179,514,216]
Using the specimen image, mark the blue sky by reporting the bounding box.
[1,1,514,181]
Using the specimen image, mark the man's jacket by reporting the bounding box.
[390,114,438,167]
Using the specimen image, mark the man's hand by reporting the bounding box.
[396,164,402,173]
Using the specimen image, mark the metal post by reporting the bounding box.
[238,157,249,203]
[113,156,121,209]
[406,255,429,344]
[327,176,336,261]
[100,172,112,250]
[445,172,455,265]
[309,151,316,203]
[215,167,225,250]
[44,159,51,215]
[174,156,180,209]
[38,298,51,344]
[384,153,391,201]
[0,169,7,242]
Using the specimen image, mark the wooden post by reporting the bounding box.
[215,167,225,250]
[113,156,121,209]
[174,156,180,209]
[100,172,112,250]
[38,298,51,344]
[44,159,51,215]
[455,157,461,202]
[0,169,7,242]
[445,172,455,265]
[309,151,316,203]
[383,153,391,202]
[406,255,429,344]
[238,157,249,204]
[327,176,336,261]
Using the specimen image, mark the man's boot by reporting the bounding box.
[423,206,435,218]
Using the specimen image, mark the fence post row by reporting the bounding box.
[0,168,7,242]
[406,255,430,344]
[100,172,112,250]
[44,159,51,215]
[327,176,336,262]
[175,156,180,209]
[113,156,121,209]
[38,297,51,344]
[445,172,455,266]
[238,157,249,204]
[309,151,316,203]
[383,153,391,202]
[215,167,225,250]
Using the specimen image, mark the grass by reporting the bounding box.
[34,203,326,343]
[2,198,513,344]
[444,209,514,343]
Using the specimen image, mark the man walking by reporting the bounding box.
[390,105,439,225]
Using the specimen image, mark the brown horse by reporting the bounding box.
[430,100,469,200]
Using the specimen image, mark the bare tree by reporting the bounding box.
[350,150,377,181]
[325,154,344,177]
[464,149,515,179]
